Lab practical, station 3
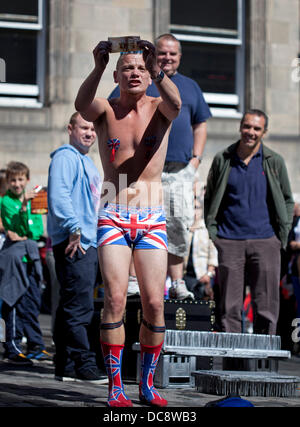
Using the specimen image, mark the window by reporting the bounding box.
[170,0,245,117]
[0,0,46,108]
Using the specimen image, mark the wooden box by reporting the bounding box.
[164,299,215,332]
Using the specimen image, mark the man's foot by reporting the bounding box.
[54,369,77,382]
[169,279,194,300]
[139,384,168,407]
[101,341,130,406]
[55,367,108,384]
[3,353,33,366]
[139,341,167,407]
[76,367,108,384]
[107,386,133,407]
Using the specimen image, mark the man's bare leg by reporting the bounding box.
[133,249,168,406]
[98,244,132,407]
[167,252,184,281]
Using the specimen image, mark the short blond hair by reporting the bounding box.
[116,51,144,71]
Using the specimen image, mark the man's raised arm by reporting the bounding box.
[138,40,181,121]
[74,41,111,122]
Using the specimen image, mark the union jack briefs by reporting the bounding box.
[97,203,168,250]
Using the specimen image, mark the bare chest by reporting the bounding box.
[107,112,149,150]
[96,105,169,162]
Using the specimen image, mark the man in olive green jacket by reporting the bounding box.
[204,109,294,334]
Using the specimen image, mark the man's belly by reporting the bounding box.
[100,179,164,208]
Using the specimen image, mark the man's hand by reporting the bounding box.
[204,283,214,300]
[93,41,112,70]
[290,241,300,250]
[189,157,201,170]
[198,273,214,300]
[198,274,211,286]
[138,40,160,80]
[65,233,86,258]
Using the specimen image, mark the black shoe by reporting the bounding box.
[3,353,34,366]
[76,367,108,384]
[54,369,77,382]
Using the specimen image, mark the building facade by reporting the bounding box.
[0,0,299,200]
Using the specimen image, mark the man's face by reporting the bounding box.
[114,53,151,94]
[7,173,28,198]
[68,115,96,154]
[156,39,182,77]
[240,114,267,150]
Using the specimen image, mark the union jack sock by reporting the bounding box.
[100,341,132,407]
[139,341,168,407]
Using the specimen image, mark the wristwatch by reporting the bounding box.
[192,155,202,162]
[206,271,215,278]
[71,227,81,237]
[153,70,165,83]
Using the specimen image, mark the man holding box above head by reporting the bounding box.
[75,38,181,407]
[109,34,212,300]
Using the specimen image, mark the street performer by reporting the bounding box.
[75,39,181,407]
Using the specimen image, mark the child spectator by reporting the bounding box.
[0,161,50,364]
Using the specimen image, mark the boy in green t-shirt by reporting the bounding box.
[0,162,50,364]
[1,164,43,244]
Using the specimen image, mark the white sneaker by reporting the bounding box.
[169,279,194,300]
[127,276,140,296]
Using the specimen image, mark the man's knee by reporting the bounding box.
[142,297,164,320]
[104,292,127,319]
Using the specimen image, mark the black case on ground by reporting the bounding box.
[164,299,215,332]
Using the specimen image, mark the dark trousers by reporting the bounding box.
[214,235,281,334]
[2,263,45,357]
[53,240,99,375]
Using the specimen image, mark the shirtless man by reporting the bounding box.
[75,40,181,407]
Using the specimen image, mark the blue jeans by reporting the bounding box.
[53,240,99,375]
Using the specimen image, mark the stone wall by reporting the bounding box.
[0,0,299,198]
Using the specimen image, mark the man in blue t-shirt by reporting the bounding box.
[108,34,212,300]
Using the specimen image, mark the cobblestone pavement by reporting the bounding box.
[0,315,299,410]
